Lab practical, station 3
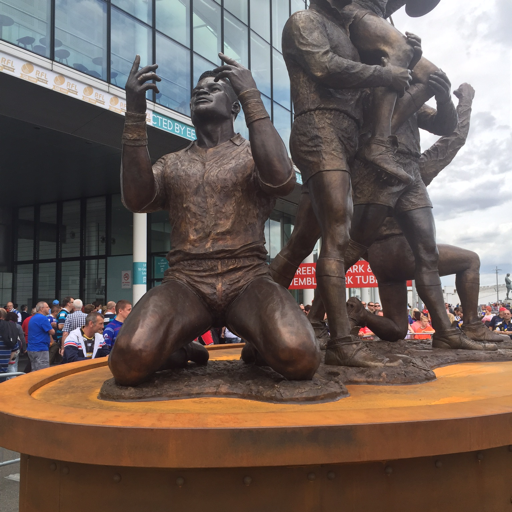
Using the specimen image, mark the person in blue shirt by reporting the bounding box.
[103,300,132,350]
[27,302,55,371]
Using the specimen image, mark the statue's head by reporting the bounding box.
[190,71,240,126]
[385,0,441,18]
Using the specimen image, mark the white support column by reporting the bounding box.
[303,252,315,306]
[132,213,147,305]
[412,280,418,310]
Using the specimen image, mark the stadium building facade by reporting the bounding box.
[0,0,319,307]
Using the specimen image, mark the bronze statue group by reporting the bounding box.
[111,0,504,386]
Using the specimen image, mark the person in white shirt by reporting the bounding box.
[62,312,110,363]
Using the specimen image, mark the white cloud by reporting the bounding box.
[393,0,512,275]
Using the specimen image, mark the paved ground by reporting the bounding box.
[0,447,20,512]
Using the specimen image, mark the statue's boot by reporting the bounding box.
[311,320,330,350]
[165,348,189,369]
[185,340,210,365]
[432,328,497,351]
[359,136,413,185]
[325,336,402,368]
[460,322,508,343]
[241,342,268,366]
[269,253,299,288]
[346,297,368,330]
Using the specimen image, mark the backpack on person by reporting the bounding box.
[0,320,19,349]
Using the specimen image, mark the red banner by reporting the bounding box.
[289,262,413,290]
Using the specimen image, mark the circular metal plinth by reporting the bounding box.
[1,349,512,468]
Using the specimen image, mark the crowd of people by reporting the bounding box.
[0,297,250,377]
[298,299,512,343]
[0,298,133,376]
[2,295,511,378]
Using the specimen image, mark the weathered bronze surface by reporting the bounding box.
[101,336,512,401]
[273,2,488,355]
[112,54,320,385]
[17,446,512,512]
[99,360,349,403]
[3,353,512,470]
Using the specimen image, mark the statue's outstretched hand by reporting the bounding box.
[453,83,475,103]
[213,53,258,96]
[125,55,161,113]
[429,70,452,104]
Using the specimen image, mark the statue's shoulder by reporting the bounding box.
[286,8,322,28]
[283,8,326,45]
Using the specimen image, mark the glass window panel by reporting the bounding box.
[273,101,291,152]
[272,49,290,108]
[250,31,271,97]
[283,214,294,245]
[193,53,215,86]
[111,194,133,256]
[38,262,56,303]
[0,272,13,307]
[112,0,151,25]
[153,255,169,279]
[269,218,281,259]
[85,259,105,305]
[156,34,191,115]
[156,0,190,47]
[0,0,51,57]
[61,200,81,258]
[234,108,249,141]
[250,0,270,42]
[17,207,34,262]
[55,0,107,80]
[16,264,33,309]
[60,261,80,301]
[111,7,152,88]
[224,0,247,24]
[264,219,270,261]
[39,204,57,260]
[261,93,272,114]
[86,197,106,256]
[272,0,289,52]
[291,0,305,13]
[150,211,171,254]
[193,0,221,64]
[224,12,248,66]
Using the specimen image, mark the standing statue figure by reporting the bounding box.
[273,0,487,355]
[346,84,501,346]
[506,274,511,300]
[109,54,320,386]
[278,0,413,367]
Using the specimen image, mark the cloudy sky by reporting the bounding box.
[393,0,512,286]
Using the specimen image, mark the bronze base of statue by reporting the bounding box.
[100,338,512,401]
[99,359,349,404]
[3,348,512,511]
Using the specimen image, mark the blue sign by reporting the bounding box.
[154,257,169,279]
[133,262,147,285]
[151,113,196,141]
